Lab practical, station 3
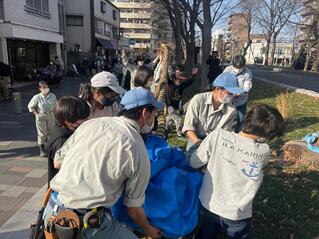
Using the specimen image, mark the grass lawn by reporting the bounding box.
[167,80,319,238]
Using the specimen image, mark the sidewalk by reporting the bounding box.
[0,77,85,238]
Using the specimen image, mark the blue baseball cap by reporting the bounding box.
[120,87,165,110]
[212,72,244,94]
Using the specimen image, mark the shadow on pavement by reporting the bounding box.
[0,145,39,158]
[0,229,30,239]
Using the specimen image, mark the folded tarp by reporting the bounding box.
[303,132,319,154]
[112,135,203,238]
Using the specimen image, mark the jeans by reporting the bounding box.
[235,103,247,133]
[195,204,251,239]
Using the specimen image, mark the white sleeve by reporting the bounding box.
[28,95,38,112]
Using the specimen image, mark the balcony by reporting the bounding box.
[131,43,151,49]
[120,23,151,30]
[113,2,152,9]
[121,12,152,19]
[124,32,151,39]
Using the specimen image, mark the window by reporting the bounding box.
[112,27,118,38]
[0,0,4,20]
[113,10,117,20]
[101,1,106,13]
[66,15,83,26]
[104,23,111,36]
[58,4,65,34]
[18,48,26,57]
[25,0,50,18]
[95,19,103,34]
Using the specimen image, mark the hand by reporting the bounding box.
[146,225,163,238]
[192,67,199,76]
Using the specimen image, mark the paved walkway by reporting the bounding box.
[0,77,86,237]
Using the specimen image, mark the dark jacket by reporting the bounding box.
[206,56,222,83]
[166,75,195,109]
[46,125,72,186]
[0,62,11,76]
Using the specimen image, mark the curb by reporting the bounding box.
[254,76,319,99]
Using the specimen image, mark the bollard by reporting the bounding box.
[13,92,22,114]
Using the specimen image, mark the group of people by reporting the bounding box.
[27,49,285,239]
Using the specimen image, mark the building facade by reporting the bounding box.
[211,29,225,57]
[64,0,120,66]
[0,0,64,83]
[111,0,173,52]
[299,0,319,70]
[226,13,249,59]
[246,34,293,66]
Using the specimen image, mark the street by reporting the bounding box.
[251,68,319,93]
[0,77,84,228]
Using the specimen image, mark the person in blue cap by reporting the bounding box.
[182,72,243,152]
[45,87,164,239]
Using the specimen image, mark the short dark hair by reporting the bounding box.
[242,104,285,140]
[134,66,154,88]
[118,104,155,120]
[39,81,48,88]
[232,55,246,69]
[79,83,115,103]
[174,64,184,72]
[54,96,90,127]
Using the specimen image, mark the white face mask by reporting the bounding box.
[42,88,50,94]
[140,118,154,134]
[219,90,234,104]
[256,137,267,144]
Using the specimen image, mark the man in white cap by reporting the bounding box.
[85,71,126,119]
[45,87,164,239]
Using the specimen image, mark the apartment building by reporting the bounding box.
[0,0,64,83]
[226,13,249,58]
[64,0,120,65]
[111,0,172,52]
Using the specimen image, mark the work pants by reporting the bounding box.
[35,112,55,145]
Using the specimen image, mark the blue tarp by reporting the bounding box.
[112,135,203,238]
[303,132,319,154]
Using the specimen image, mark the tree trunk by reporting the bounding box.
[270,35,278,66]
[283,140,319,171]
[304,47,312,71]
[311,50,319,72]
[264,38,271,66]
[200,0,212,91]
[173,1,183,64]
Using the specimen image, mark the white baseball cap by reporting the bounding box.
[91,71,126,95]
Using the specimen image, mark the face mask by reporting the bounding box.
[100,96,116,107]
[219,91,233,104]
[140,118,154,134]
[137,61,144,67]
[42,88,50,94]
[256,137,267,144]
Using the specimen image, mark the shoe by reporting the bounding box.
[39,144,46,157]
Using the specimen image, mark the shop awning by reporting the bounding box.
[96,38,115,50]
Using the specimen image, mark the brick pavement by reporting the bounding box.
[0,77,85,229]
